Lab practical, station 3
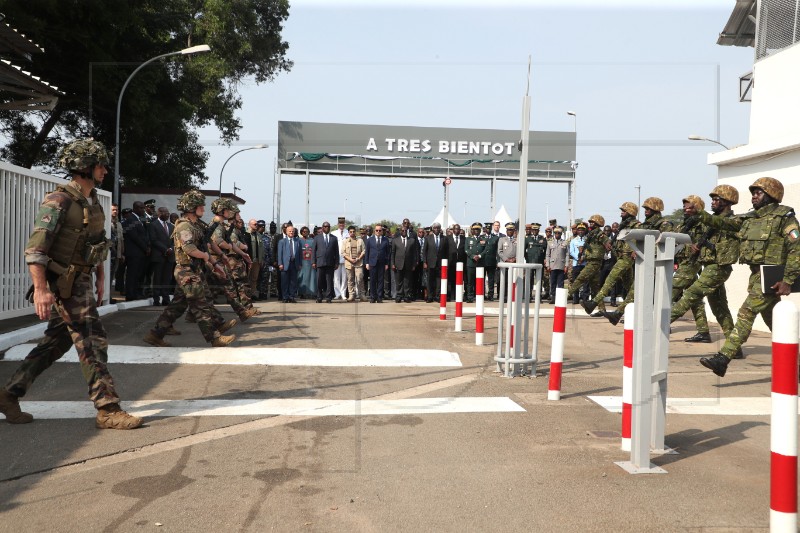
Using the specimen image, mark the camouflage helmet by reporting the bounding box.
[642,197,664,212]
[177,189,206,213]
[210,198,233,215]
[681,194,705,212]
[749,177,784,202]
[619,202,639,217]
[59,138,112,172]
[709,184,739,205]
[588,214,605,226]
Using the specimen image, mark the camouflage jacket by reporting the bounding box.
[580,228,608,262]
[174,217,204,267]
[676,216,707,264]
[698,207,740,266]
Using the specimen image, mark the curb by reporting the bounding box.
[0,299,152,354]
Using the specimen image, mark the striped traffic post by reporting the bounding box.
[547,287,567,401]
[455,262,464,332]
[771,300,799,532]
[439,259,448,320]
[509,280,517,348]
[621,303,635,452]
[475,267,485,345]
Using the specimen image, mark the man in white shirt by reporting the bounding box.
[332,216,348,300]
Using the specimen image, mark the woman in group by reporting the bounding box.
[298,226,316,298]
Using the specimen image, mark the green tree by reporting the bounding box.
[0,0,292,189]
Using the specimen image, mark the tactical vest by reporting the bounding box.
[738,204,794,265]
[641,213,673,232]
[174,218,204,266]
[676,218,706,263]
[47,184,107,268]
[582,228,606,261]
[699,209,740,265]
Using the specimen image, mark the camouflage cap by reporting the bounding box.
[59,138,112,172]
[177,189,206,213]
[210,198,234,215]
[681,194,705,211]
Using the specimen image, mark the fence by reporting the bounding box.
[0,161,111,320]
[756,0,800,61]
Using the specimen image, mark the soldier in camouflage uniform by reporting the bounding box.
[671,185,739,356]
[568,215,609,314]
[208,199,257,321]
[226,207,256,311]
[599,197,674,325]
[671,195,711,342]
[525,223,547,300]
[464,222,486,303]
[0,139,142,429]
[697,177,800,377]
[143,190,237,348]
[582,202,639,317]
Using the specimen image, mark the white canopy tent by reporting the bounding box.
[432,207,459,228]
[493,204,514,229]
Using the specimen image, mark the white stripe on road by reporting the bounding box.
[3,344,462,367]
[13,397,525,419]
[589,395,788,416]
[463,306,597,318]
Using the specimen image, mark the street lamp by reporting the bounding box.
[113,44,212,206]
[567,110,577,133]
[688,134,729,150]
[218,144,269,200]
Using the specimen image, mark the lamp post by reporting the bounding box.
[635,185,641,221]
[218,144,268,200]
[688,134,729,150]
[567,111,577,229]
[114,44,211,206]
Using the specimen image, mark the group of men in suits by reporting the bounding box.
[119,199,176,304]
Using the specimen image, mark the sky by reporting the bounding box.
[197,0,755,229]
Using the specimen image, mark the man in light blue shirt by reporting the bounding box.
[568,223,587,304]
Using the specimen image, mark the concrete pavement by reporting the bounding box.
[0,298,782,531]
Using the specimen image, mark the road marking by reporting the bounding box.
[13,397,525,419]
[588,395,779,416]
[463,306,595,318]
[3,344,462,367]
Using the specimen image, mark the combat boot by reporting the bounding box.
[602,310,622,326]
[0,390,33,424]
[143,331,172,347]
[685,332,712,343]
[218,319,238,334]
[239,307,258,321]
[700,353,729,377]
[732,348,744,360]
[164,326,182,336]
[211,334,236,347]
[581,300,597,315]
[96,403,143,430]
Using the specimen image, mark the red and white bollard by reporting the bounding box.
[770,300,798,532]
[547,287,567,401]
[475,267,485,345]
[621,303,635,452]
[439,259,448,320]
[455,262,463,332]
[509,280,517,348]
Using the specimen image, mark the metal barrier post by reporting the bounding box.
[493,262,542,377]
[455,262,464,332]
[475,267,485,345]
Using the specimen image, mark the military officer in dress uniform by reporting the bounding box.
[483,221,503,300]
[464,222,486,303]
[525,222,547,300]
[0,139,142,429]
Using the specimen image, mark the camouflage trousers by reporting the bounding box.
[568,260,605,312]
[155,265,220,342]
[719,269,779,359]
[671,261,709,334]
[5,273,118,408]
[671,263,734,336]
[224,255,253,309]
[208,255,248,317]
[593,255,633,306]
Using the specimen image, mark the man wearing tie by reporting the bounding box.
[278,224,300,303]
[446,223,468,301]
[311,221,339,303]
[364,224,390,303]
[414,227,427,301]
[391,225,420,303]
[423,222,449,303]
[147,206,175,305]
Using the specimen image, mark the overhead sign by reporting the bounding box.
[278,121,576,180]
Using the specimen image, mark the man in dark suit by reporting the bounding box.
[391,226,419,303]
[414,227,427,301]
[147,206,175,305]
[364,224,390,303]
[423,222,449,303]
[446,223,468,301]
[311,220,339,302]
[122,201,149,301]
[278,224,300,302]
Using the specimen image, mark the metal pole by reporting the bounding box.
[305,169,310,228]
[218,145,267,201]
[515,57,531,272]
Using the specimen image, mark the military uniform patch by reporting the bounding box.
[788,228,800,243]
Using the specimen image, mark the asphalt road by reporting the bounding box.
[0,298,782,532]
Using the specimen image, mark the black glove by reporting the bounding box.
[682,215,699,232]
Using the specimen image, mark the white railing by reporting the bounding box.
[0,161,111,320]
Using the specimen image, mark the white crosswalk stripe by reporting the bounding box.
[589,395,781,416]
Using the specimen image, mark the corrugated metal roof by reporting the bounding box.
[717,0,757,47]
[0,15,61,111]
[0,15,45,61]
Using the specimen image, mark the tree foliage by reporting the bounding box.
[0,0,292,190]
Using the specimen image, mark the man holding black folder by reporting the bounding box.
[694,177,800,377]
